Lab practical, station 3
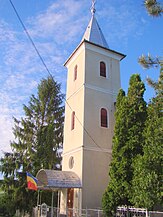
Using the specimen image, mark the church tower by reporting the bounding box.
[60,1,125,215]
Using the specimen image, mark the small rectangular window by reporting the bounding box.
[71,111,75,130]
[74,65,77,81]
[101,108,108,127]
[100,61,106,77]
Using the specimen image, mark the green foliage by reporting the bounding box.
[144,0,163,17]
[139,1,162,79]
[102,75,147,216]
[138,54,161,69]
[103,2,162,214]
[103,89,128,216]
[0,192,16,217]
[137,1,162,203]
[0,76,64,214]
[131,67,163,209]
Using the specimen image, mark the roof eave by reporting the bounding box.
[64,40,84,67]
[64,39,126,67]
[84,40,126,60]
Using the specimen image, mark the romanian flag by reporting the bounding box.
[26,172,38,191]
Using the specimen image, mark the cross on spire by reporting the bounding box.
[91,0,96,16]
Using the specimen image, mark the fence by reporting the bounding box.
[34,207,105,217]
[116,207,163,217]
[149,211,163,217]
[116,206,148,217]
[33,206,163,217]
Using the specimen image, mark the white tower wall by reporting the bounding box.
[61,41,124,213]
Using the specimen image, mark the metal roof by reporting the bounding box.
[36,169,82,190]
[81,15,109,49]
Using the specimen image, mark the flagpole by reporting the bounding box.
[37,190,40,206]
[37,190,40,217]
[57,190,60,217]
[51,191,54,217]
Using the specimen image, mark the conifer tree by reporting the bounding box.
[0,76,64,215]
[139,1,162,70]
[131,67,163,209]
[144,0,163,17]
[102,74,147,216]
[133,3,163,209]
[102,89,127,216]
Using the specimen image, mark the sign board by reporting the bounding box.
[41,203,47,217]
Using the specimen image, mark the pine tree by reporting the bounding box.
[0,76,64,214]
[131,67,163,209]
[139,1,162,70]
[144,0,163,17]
[102,74,147,216]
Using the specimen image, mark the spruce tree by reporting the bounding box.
[102,74,147,216]
[0,76,64,214]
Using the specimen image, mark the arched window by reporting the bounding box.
[74,65,77,81]
[100,61,106,77]
[101,108,108,128]
[71,111,75,130]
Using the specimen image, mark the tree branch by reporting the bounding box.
[144,0,163,17]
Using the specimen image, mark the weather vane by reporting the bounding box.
[91,0,96,15]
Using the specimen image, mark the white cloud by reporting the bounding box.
[0,113,14,155]
[0,0,150,157]
[28,0,88,44]
[0,20,17,43]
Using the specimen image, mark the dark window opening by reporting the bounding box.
[100,61,106,77]
[74,65,77,81]
[71,111,75,130]
[101,108,108,127]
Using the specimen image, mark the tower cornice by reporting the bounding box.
[64,39,126,67]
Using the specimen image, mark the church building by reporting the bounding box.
[60,1,125,215]
[37,1,125,216]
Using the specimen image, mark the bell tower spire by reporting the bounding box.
[82,0,109,48]
[91,0,96,16]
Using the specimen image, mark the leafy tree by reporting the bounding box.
[102,74,147,216]
[131,67,163,209]
[0,76,64,215]
[0,192,16,217]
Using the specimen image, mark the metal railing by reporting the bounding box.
[33,206,163,217]
[34,207,105,217]
[149,211,163,217]
[116,206,148,217]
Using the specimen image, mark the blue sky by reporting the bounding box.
[0,0,162,156]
